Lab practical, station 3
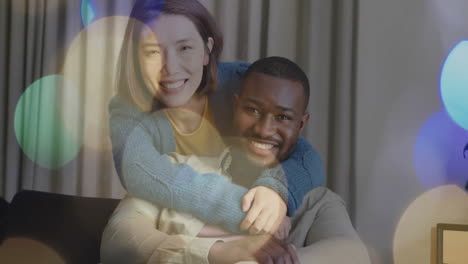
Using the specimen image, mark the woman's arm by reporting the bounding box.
[238,138,324,235]
[110,60,325,233]
[109,96,248,233]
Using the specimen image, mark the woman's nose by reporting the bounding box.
[161,50,180,75]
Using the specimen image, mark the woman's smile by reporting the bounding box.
[159,79,188,94]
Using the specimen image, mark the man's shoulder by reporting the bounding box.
[305,187,345,204]
[293,137,321,157]
[282,137,324,183]
[295,187,348,217]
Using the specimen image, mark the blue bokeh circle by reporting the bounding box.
[413,110,468,190]
[440,40,468,130]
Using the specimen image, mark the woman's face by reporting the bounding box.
[138,14,213,108]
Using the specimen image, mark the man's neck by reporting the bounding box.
[228,146,267,188]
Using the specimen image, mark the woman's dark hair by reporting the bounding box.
[116,0,223,111]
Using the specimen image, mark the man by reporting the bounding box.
[101,57,370,264]
[208,57,370,263]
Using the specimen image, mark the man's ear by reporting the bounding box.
[203,37,214,65]
[299,112,310,133]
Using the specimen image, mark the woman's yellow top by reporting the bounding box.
[165,97,225,156]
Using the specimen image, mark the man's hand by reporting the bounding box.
[208,234,299,264]
[240,186,287,235]
[274,217,291,240]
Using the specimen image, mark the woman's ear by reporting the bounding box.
[204,37,214,65]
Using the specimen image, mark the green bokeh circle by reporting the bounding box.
[14,75,82,169]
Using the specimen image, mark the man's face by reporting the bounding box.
[233,72,309,167]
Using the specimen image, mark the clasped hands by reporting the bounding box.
[206,186,299,264]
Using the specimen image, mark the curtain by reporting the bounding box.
[0,0,359,223]
[0,0,133,200]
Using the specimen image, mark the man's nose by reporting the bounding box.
[254,114,276,138]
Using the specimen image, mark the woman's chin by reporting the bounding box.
[160,97,191,108]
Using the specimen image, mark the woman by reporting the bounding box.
[108,0,323,236]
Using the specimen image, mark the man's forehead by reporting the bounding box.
[240,72,306,112]
[239,96,297,114]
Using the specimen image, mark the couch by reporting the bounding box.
[1,190,119,264]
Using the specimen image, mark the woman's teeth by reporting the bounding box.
[251,141,274,150]
[162,80,185,89]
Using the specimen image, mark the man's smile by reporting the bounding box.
[246,138,280,157]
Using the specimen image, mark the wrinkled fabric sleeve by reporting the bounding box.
[287,187,370,264]
[100,197,220,264]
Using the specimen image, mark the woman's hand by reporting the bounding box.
[240,186,287,235]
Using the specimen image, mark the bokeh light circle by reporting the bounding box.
[14,75,82,169]
[413,110,468,189]
[393,185,468,264]
[62,16,129,151]
[81,0,97,26]
[440,40,468,130]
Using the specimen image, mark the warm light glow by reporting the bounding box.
[0,237,65,264]
[62,16,129,151]
[393,185,468,264]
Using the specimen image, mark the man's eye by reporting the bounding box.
[277,114,291,121]
[244,106,259,114]
[181,45,192,51]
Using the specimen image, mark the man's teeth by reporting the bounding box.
[251,141,274,150]
[162,80,185,89]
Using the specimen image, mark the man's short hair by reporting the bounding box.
[242,56,310,111]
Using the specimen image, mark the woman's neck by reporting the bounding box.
[165,94,207,134]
